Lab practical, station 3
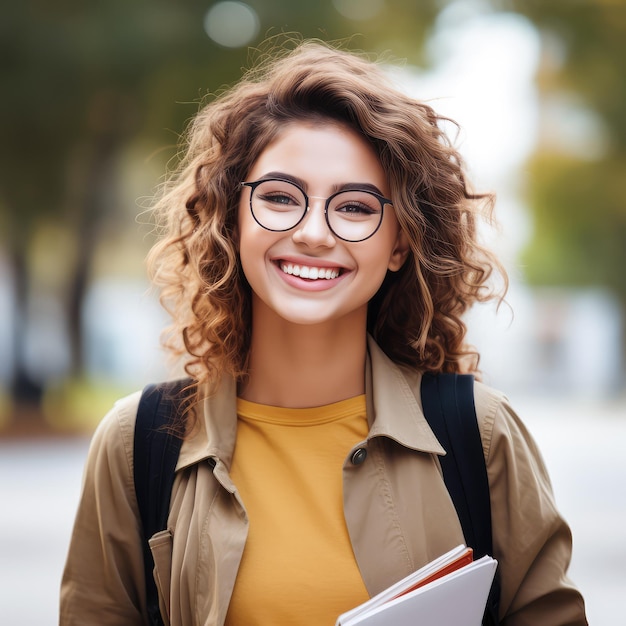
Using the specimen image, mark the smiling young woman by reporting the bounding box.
[60,40,588,626]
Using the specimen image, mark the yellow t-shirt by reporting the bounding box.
[225,395,370,626]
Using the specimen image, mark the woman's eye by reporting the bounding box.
[260,193,296,205]
[337,202,376,215]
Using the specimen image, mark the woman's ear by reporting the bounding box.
[388,229,410,272]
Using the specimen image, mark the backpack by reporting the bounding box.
[133,374,500,625]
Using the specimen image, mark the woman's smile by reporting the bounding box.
[272,257,349,292]
[278,262,341,281]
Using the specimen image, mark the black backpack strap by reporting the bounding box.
[133,379,191,626]
[420,372,500,625]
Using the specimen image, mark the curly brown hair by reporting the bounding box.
[147,39,507,396]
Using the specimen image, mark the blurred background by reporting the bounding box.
[1,0,624,623]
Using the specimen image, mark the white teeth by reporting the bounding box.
[280,262,339,280]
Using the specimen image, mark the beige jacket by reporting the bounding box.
[60,338,587,625]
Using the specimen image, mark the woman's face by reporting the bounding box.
[237,121,408,329]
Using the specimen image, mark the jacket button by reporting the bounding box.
[351,448,367,465]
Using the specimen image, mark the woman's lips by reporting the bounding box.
[272,259,348,291]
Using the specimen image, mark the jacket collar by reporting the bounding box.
[365,336,445,455]
[176,375,238,472]
[176,336,445,472]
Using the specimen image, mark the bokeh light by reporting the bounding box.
[204,1,260,48]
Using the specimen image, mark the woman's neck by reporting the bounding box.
[239,308,368,408]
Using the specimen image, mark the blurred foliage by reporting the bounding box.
[504,0,626,300]
[43,377,138,432]
[523,155,626,291]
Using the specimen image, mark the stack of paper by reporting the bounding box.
[336,545,497,626]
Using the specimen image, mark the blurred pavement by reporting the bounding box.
[0,394,624,625]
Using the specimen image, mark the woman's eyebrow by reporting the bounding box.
[257,171,308,188]
[257,171,386,197]
[332,182,385,196]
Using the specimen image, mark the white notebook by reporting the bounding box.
[336,545,497,626]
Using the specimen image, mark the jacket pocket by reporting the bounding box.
[149,529,173,626]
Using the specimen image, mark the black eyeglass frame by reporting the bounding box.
[240,178,393,242]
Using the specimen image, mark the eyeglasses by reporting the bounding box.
[240,178,392,242]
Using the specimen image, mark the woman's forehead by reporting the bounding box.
[246,121,389,196]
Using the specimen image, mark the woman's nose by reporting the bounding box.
[291,198,336,248]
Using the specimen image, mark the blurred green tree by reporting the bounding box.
[0,0,441,415]
[506,1,626,301]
